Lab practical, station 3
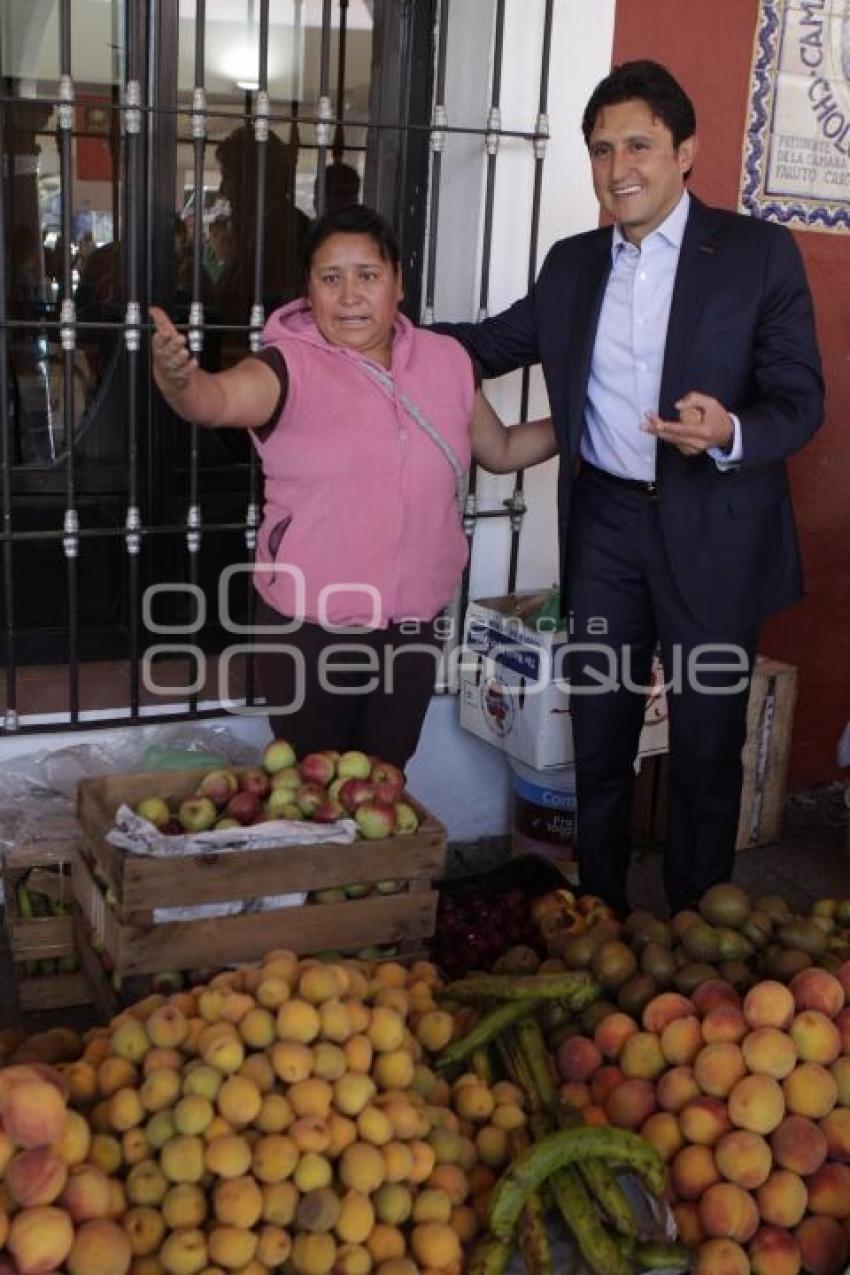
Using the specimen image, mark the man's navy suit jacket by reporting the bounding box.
[443,196,824,630]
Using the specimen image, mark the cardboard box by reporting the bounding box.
[73,768,447,981]
[631,657,797,851]
[460,592,669,770]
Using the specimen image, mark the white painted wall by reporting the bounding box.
[0,0,616,843]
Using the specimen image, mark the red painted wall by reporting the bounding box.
[612,0,850,787]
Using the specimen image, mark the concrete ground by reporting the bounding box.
[1,783,847,1038]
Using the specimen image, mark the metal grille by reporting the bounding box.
[0,0,554,734]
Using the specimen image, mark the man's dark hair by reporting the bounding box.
[304,204,401,275]
[581,59,696,147]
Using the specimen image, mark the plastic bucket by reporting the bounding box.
[509,758,578,883]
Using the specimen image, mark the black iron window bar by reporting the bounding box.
[0,0,553,734]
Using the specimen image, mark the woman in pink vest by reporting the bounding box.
[151,205,554,767]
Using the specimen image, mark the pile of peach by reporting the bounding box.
[0,951,523,1275]
[556,964,850,1275]
[0,1064,132,1275]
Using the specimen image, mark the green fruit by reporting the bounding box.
[765,947,812,979]
[673,962,718,994]
[640,942,677,987]
[776,920,828,958]
[492,945,540,975]
[560,934,597,970]
[682,922,722,963]
[718,960,755,991]
[591,942,639,989]
[754,894,792,925]
[699,883,751,929]
[716,928,755,962]
[616,972,658,1017]
[580,999,619,1035]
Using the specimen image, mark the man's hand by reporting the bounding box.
[150,306,198,397]
[641,391,734,458]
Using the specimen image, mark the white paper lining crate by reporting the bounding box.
[460,591,669,770]
[2,817,88,1011]
[631,657,798,851]
[72,769,447,981]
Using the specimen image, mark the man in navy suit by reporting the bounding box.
[444,61,823,914]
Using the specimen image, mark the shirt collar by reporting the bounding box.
[612,189,690,261]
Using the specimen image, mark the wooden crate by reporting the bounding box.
[3,823,88,1011]
[631,656,797,852]
[73,768,447,979]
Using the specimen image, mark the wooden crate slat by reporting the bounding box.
[80,883,437,977]
[15,969,89,1012]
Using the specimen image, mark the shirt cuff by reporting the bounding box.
[709,412,742,471]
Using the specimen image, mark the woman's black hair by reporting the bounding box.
[581,59,697,147]
[304,204,401,274]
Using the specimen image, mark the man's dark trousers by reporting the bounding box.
[567,464,759,916]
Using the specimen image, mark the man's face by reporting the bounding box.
[587,98,698,244]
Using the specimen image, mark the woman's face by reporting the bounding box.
[307,232,402,366]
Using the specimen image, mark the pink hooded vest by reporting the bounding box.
[251,300,474,627]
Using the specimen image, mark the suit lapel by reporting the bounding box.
[566,231,612,454]
[658,197,721,417]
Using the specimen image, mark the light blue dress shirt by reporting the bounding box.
[581,191,740,479]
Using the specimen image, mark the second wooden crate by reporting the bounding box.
[3,818,88,1011]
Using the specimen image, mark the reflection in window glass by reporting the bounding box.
[175,0,372,356]
[2,0,125,467]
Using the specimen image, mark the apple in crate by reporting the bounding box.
[135,795,172,828]
[354,800,397,840]
[394,801,419,835]
[270,766,301,792]
[299,753,337,786]
[312,797,346,823]
[375,879,405,894]
[337,749,372,780]
[295,783,326,817]
[339,778,375,813]
[239,766,272,799]
[178,796,217,832]
[266,787,304,819]
[195,768,238,808]
[215,817,241,831]
[224,790,260,825]
[370,761,405,803]
[262,738,297,773]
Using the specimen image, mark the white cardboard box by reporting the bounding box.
[459,592,669,771]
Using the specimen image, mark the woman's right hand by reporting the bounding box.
[150,305,198,396]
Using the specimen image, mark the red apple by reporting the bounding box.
[299,753,337,786]
[135,796,171,829]
[354,800,397,840]
[224,790,260,825]
[337,750,372,780]
[195,768,239,808]
[178,796,217,832]
[339,778,376,813]
[239,767,272,799]
[160,817,184,836]
[295,783,326,817]
[263,738,297,774]
[312,798,346,823]
[393,801,419,835]
[370,761,406,803]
